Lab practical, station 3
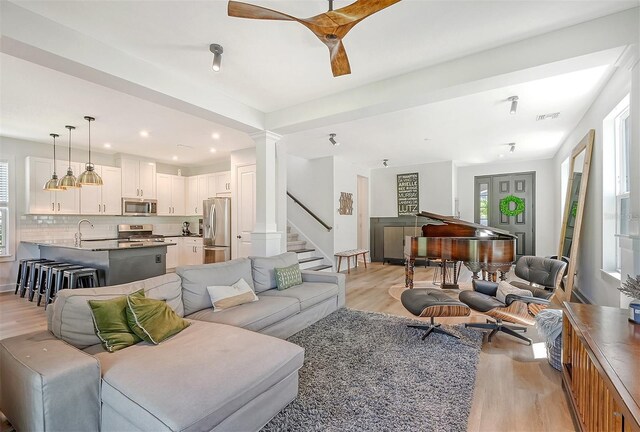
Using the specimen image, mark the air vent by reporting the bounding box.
[536,112,560,121]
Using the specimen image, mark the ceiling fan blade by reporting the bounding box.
[328,0,401,26]
[228,1,297,21]
[328,39,351,77]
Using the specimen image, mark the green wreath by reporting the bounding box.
[499,195,525,217]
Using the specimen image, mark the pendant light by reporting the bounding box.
[60,125,80,189]
[77,116,103,186]
[43,133,63,191]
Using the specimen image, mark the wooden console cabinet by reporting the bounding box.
[562,302,640,432]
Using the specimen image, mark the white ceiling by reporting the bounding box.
[13,0,637,112]
[1,1,636,169]
[0,53,254,166]
[282,64,613,167]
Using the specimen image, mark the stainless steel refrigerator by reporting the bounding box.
[202,197,231,263]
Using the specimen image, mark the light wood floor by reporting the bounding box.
[0,263,575,432]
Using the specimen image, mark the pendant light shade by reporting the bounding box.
[60,125,80,189]
[43,133,63,191]
[78,116,103,186]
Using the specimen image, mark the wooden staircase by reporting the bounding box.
[287,227,332,271]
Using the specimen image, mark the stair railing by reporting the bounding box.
[287,191,332,232]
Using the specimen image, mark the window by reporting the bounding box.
[0,161,8,257]
[615,106,630,271]
[602,94,630,276]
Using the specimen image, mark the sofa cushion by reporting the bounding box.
[250,252,298,293]
[125,296,191,344]
[260,282,339,311]
[186,296,300,332]
[95,321,304,432]
[87,289,145,352]
[177,259,255,316]
[49,273,183,349]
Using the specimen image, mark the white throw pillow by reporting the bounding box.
[206,278,258,312]
[496,280,533,304]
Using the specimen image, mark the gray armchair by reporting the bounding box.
[459,256,567,345]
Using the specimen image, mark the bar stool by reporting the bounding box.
[16,258,48,297]
[43,263,84,310]
[39,263,78,309]
[26,260,57,301]
[62,267,100,290]
[32,261,65,305]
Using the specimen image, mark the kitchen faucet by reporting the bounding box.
[75,219,94,246]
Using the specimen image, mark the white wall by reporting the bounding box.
[370,161,455,217]
[333,157,369,254]
[457,158,556,256]
[552,63,634,306]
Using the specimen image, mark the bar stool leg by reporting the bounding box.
[91,272,99,287]
[15,261,24,295]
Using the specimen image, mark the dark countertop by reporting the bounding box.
[23,240,176,251]
[164,234,203,238]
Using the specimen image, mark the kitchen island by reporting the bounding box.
[24,240,175,286]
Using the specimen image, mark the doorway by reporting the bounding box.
[474,171,535,258]
[357,175,369,260]
[236,164,256,258]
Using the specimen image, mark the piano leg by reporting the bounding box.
[441,260,460,289]
[405,257,415,289]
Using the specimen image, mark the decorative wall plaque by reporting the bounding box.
[338,192,353,215]
[397,173,419,216]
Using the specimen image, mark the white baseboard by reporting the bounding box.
[0,284,15,293]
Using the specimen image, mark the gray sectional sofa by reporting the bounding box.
[0,252,345,432]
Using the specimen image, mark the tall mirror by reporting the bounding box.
[556,130,595,302]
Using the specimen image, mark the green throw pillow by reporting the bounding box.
[88,289,145,353]
[125,296,190,344]
[274,263,303,290]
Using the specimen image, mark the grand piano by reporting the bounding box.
[404,211,517,289]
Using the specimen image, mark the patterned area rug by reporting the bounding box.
[261,308,483,432]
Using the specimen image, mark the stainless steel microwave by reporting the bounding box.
[122,198,157,216]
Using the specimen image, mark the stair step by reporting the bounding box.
[287,240,307,250]
[306,264,333,272]
[289,248,315,254]
[287,233,299,241]
[298,256,323,264]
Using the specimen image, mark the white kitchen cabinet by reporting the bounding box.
[80,165,122,215]
[157,174,185,215]
[26,157,80,214]
[186,176,199,216]
[180,237,203,266]
[197,175,209,209]
[119,158,156,199]
[215,171,231,195]
[165,237,181,270]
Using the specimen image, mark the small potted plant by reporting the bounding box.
[619,275,640,324]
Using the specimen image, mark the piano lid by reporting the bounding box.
[416,211,517,239]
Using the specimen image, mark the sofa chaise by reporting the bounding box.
[0,253,345,432]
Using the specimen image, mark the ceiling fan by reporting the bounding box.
[228,0,401,77]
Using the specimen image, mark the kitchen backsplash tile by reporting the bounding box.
[18,215,199,241]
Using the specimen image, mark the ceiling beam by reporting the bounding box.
[0,1,265,133]
[265,7,639,134]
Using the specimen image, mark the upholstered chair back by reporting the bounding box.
[514,256,567,289]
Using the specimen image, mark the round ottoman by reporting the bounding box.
[401,288,470,340]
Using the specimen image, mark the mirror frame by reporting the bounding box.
[556,129,595,303]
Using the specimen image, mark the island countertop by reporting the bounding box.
[23,240,176,251]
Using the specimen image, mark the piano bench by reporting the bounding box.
[401,288,471,340]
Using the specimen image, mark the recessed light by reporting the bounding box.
[139,130,149,138]
[104,143,111,148]
[210,148,217,153]
[499,154,504,158]
[172,156,178,161]
[211,132,220,140]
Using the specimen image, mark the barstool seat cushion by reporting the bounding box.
[401,288,470,318]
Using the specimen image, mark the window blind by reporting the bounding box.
[0,161,8,205]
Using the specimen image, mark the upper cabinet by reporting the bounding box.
[26,157,81,214]
[186,173,217,216]
[119,158,156,199]
[215,171,231,195]
[79,165,122,215]
[157,174,185,216]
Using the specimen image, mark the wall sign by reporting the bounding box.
[397,173,419,216]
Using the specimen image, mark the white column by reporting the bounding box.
[250,131,283,256]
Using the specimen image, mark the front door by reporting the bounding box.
[475,172,535,258]
[236,164,256,258]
